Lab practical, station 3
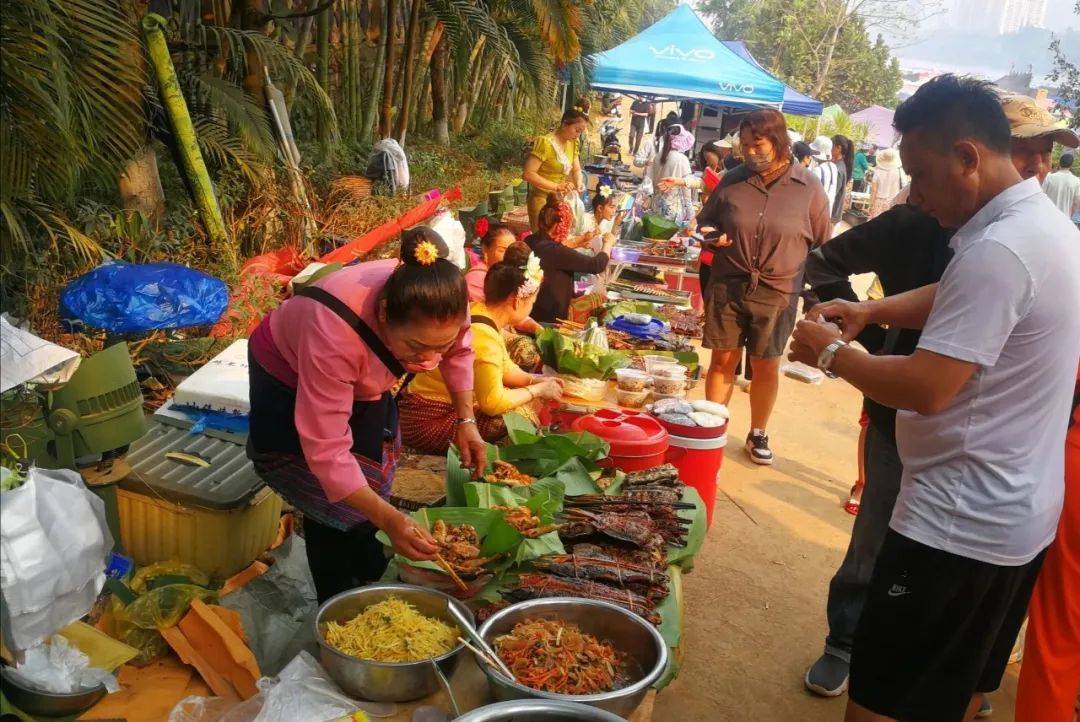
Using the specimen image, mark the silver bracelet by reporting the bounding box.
[455,417,477,427]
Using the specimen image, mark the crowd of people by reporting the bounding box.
[241,80,1080,721]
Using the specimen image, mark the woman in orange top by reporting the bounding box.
[1015,366,1080,721]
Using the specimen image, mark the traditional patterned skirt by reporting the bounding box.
[398,392,539,455]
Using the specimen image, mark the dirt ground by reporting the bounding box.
[656,357,1022,721]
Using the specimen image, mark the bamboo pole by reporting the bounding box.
[394,0,424,143]
[379,0,398,138]
[316,4,331,149]
[141,13,231,269]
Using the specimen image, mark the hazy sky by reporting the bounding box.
[1045,0,1078,29]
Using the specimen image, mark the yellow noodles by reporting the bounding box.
[323,596,458,662]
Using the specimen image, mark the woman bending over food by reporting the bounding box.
[399,242,564,453]
[247,228,487,602]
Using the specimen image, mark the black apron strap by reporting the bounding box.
[295,286,415,398]
[470,314,500,332]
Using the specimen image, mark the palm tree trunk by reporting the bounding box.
[430,32,449,144]
[119,145,166,226]
[142,13,231,268]
[393,0,424,143]
[378,0,398,139]
[362,23,387,143]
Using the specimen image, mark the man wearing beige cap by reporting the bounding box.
[1000,93,1080,186]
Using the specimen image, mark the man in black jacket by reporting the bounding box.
[802,200,953,698]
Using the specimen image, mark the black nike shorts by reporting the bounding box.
[849,529,1045,722]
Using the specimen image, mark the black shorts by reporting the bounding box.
[850,530,1046,722]
[702,278,798,358]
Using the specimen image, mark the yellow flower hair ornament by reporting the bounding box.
[413,240,439,266]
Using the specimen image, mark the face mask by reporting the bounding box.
[403,358,441,373]
[745,150,774,172]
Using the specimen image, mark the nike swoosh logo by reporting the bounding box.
[887,590,911,598]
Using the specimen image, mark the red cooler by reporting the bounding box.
[571,409,669,472]
[665,433,727,527]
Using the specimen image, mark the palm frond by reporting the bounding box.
[191,72,278,162]
[193,117,271,187]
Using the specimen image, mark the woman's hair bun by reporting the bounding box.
[400,227,450,267]
[501,241,532,268]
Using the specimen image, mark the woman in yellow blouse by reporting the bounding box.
[523,109,589,231]
[398,243,563,453]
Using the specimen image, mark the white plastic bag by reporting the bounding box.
[169,652,394,722]
[7,635,119,694]
[372,138,409,192]
[0,467,112,653]
[566,192,588,236]
[426,208,467,269]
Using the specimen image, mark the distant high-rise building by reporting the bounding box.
[953,0,1046,34]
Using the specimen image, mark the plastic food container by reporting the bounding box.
[560,375,607,402]
[643,355,678,374]
[651,388,687,401]
[651,373,688,395]
[651,364,688,379]
[570,409,669,471]
[614,368,649,392]
[616,388,650,408]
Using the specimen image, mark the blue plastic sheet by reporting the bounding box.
[61,262,229,333]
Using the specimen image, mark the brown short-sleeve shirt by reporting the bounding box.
[697,163,832,295]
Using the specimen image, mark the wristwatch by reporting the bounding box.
[454,417,477,428]
[817,340,848,379]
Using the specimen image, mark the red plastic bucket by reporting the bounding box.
[571,409,670,472]
[665,433,727,527]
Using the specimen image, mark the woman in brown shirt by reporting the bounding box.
[697,109,832,465]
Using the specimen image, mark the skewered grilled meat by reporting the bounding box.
[567,487,688,507]
[484,460,535,487]
[507,573,661,625]
[572,543,665,571]
[534,551,669,601]
[623,464,681,488]
[560,508,688,549]
[493,505,562,538]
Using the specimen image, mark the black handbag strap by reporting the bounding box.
[470,314,500,332]
[296,286,413,390]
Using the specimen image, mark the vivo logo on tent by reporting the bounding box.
[719,80,755,94]
[649,45,716,62]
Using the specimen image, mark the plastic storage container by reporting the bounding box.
[118,421,282,579]
[614,368,649,392]
[571,409,669,472]
[665,433,727,527]
[615,388,650,409]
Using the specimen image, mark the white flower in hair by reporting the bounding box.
[518,252,544,298]
[599,185,613,198]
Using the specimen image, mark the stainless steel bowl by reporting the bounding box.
[455,699,626,721]
[0,667,106,717]
[315,582,473,702]
[476,597,668,718]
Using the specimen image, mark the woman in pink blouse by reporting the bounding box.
[247,229,487,601]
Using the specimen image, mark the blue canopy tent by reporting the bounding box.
[589,5,785,108]
[720,41,823,116]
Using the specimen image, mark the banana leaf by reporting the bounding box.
[499,430,609,478]
[653,564,685,690]
[535,328,629,380]
[667,486,706,569]
[463,483,565,564]
[376,506,519,574]
[603,300,660,323]
[445,443,499,507]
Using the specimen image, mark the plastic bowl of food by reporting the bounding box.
[643,355,677,374]
[560,375,608,402]
[614,368,649,392]
[650,364,687,379]
[650,374,687,395]
[316,583,473,702]
[650,388,687,401]
[615,388,650,409]
[477,598,668,718]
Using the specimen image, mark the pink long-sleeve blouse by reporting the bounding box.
[250,260,474,502]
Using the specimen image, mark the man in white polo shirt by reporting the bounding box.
[788,74,1080,722]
